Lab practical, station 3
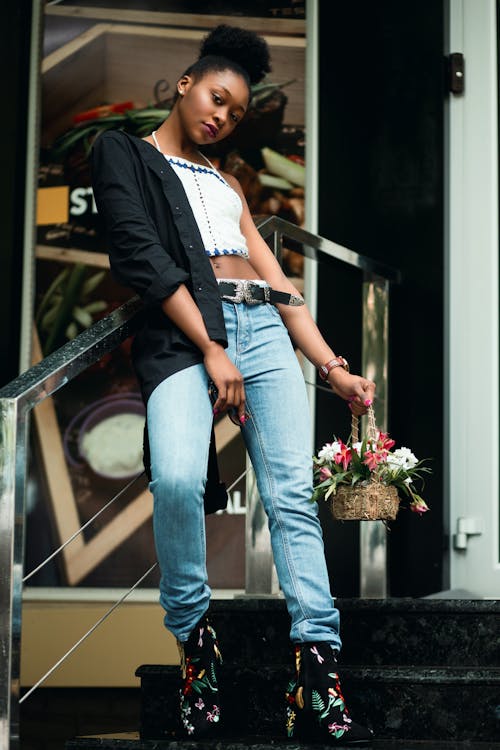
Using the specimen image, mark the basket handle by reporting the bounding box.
[351,404,378,444]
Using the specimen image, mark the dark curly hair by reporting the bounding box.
[178,24,271,95]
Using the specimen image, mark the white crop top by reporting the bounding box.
[151,131,249,259]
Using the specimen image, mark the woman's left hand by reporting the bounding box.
[327,369,376,416]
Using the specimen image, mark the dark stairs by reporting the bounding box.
[66,598,500,749]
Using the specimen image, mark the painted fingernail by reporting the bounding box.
[239,415,247,424]
[364,399,372,407]
[348,396,355,403]
[213,408,219,416]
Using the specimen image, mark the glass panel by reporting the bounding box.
[28,2,305,591]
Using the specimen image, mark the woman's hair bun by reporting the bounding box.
[199,25,271,85]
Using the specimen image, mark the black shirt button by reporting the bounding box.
[188,244,193,249]
[197,286,203,292]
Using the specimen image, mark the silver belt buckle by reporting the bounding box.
[243,281,261,305]
[225,280,245,303]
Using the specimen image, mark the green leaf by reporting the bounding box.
[43,264,88,355]
[261,147,305,187]
[40,301,61,332]
[350,449,363,472]
[250,79,296,104]
[325,485,336,501]
[65,321,78,340]
[72,306,93,328]
[311,690,325,713]
[314,477,334,490]
[259,173,294,191]
[320,706,331,720]
[81,270,106,298]
[83,300,107,315]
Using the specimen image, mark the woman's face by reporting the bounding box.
[177,69,250,145]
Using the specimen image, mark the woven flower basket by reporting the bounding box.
[331,482,400,521]
[329,407,401,521]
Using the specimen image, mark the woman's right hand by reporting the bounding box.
[203,342,246,421]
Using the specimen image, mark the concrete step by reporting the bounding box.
[61,598,500,747]
[136,664,500,742]
[205,598,500,668]
[66,733,500,750]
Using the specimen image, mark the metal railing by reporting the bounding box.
[0,217,399,749]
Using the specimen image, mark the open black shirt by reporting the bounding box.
[91,130,229,511]
[91,129,228,405]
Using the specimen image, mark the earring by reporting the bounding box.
[178,89,185,97]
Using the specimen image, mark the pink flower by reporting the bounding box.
[319,466,332,481]
[334,441,352,471]
[206,707,220,722]
[195,698,205,710]
[377,431,396,451]
[363,450,383,471]
[410,499,429,515]
[328,722,349,733]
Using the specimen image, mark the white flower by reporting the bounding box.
[395,447,418,468]
[387,453,404,470]
[387,447,418,471]
[318,441,341,461]
[352,442,363,455]
[404,477,413,485]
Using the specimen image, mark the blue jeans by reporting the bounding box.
[147,300,341,648]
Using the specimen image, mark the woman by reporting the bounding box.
[91,25,374,745]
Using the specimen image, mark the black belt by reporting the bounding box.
[217,280,304,307]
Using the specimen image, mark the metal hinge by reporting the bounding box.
[453,517,483,550]
[448,53,465,94]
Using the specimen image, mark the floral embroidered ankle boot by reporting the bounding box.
[285,642,373,745]
[177,614,222,737]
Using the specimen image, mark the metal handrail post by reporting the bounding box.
[0,398,28,750]
[272,227,283,265]
[360,273,390,597]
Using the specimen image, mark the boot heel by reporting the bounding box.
[285,681,320,742]
[286,705,313,739]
